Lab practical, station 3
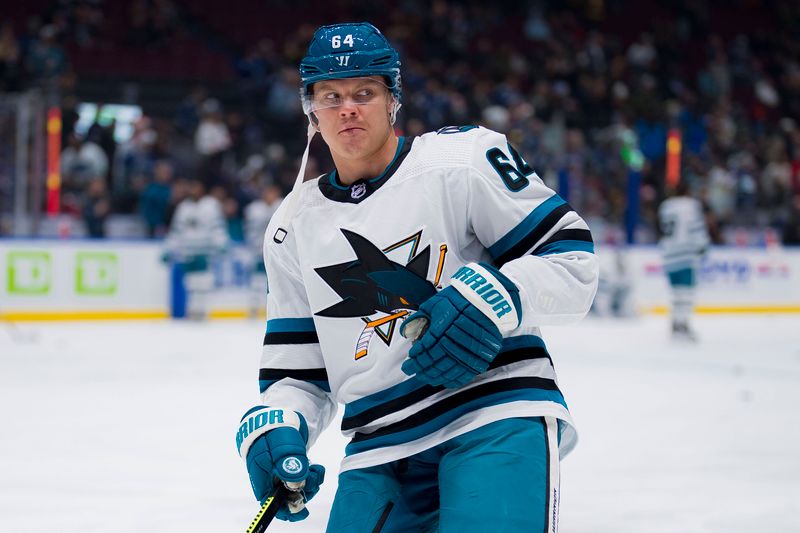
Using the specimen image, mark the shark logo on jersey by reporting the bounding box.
[314,229,448,360]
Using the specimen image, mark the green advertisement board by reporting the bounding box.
[5,250,119,296]
[6,251,52,295]
[75,252,119,295]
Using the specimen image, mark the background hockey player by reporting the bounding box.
[243,183,284,316]
[657,180,710,340]
[592,231,635,318]
[235,22,599,531]
[163,178,228,318]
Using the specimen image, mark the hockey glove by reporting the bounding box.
[400,262,521,388]
[236,406,325,522]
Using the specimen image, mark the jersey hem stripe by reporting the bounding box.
[338,402,576,472]
[349,376,563,445]
[345,383,565,455]
[342,335,552,425]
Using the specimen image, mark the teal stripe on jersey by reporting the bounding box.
[343,335,548,421]
[344,386,567,456]
[488,195,567,260]
[266,317,316,334]
[500,334,546,351]
[534,240,595,256]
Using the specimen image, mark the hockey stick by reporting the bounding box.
[246,484,289,533]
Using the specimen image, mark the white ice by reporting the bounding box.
[1,315,799,532]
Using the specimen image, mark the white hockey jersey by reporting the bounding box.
[165,196,228,257]
[260,126,599,472]
[658,196,709,272]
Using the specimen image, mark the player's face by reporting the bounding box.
[310,77,395,161]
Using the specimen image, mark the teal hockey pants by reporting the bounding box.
[326,417,561,532]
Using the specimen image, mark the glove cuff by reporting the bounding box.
[449,262,521,334]
[236,406,306,459]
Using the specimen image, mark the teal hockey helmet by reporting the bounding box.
[299,22,402,102]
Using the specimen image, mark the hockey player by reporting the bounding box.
[243,184,284,315]
[235,22,599,531]
[163,179,228,318]
[657,181,710,340]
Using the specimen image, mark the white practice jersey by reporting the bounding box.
[165,196,228,257]
[658,196,709,271]
[260,126,599,472]
[244,199,282,257]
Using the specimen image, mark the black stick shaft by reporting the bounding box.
[246,484,289,533]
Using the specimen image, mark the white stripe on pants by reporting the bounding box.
[543,416,560,533]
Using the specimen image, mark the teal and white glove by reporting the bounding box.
[401,262,521,388]
[236,406,325,522]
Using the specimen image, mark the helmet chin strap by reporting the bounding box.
[272,121,316,244]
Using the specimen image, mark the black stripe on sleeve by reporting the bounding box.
[532,228,593,255]
[487,346,552,370]
[259,368,329,382]
[263,331,320,345]
[349,377,560,443]
[495,203,573,267]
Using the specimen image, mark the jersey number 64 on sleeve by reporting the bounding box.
[485,144,534,192]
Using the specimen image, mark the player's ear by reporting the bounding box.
[387,96,400,126]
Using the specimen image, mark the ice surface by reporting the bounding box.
[1,315,799,532]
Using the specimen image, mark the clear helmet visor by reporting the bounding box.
[300,76,401,122]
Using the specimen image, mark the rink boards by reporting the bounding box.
[1,239,799,320]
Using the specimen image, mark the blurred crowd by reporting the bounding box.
[2,0,800,244]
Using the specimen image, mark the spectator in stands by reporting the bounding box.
[150,0,179,47]
[265,66,303,131]
[174,86,207,137]
[223,196,243,243]
[139,160,174,237]
[83,179,111,238]
[71,1,105,48]
[782,195,800,245]
[195,98,231,187]
[116,116,158,190]
[26,24,67,81]
[761,137,793,210]
[61,132,110,193]
[0,22,21,92]
[127,0,150,47]
[127,0,177,48]
[87,111,117,185]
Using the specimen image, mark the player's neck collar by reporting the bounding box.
[319,136,413,204]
